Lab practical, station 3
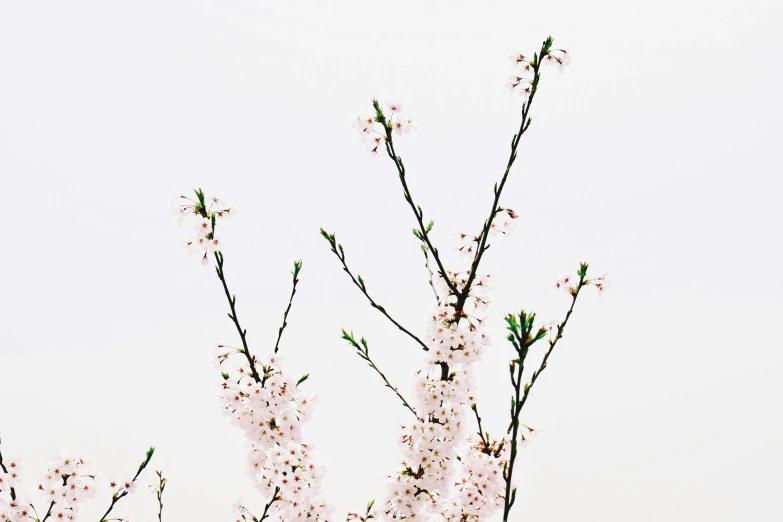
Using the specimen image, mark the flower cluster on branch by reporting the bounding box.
[2,33,605,522]
[0,445,155,522]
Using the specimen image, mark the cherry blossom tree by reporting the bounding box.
[0,34,606,522]
[169,35,606,522]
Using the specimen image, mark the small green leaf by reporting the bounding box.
[319,228,335,243]
[296,374,310,386]
[504,313,519,332]
[543,36,553,53]
[341,329,358,347]
[534,327,547,341]
[578,261,589,278]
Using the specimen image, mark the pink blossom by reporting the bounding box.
[387,101,404,113]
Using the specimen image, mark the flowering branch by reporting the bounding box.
[173,188,263,384]
[258,487,281,522]
[441,38,556,460]
[374,101,460,299]
[341,330,418,418]
[500,262,594,520]
[175,189,328,521]
[347,499,376,521]
[0,448,155,522]
[455,36,553,318]
[166,33,593,522]
[320,229,430,352]
[340,36,582,522]
[40,485,62,522]
[98,446,155,522]
[273,260,303,354]
[0,438,16,502]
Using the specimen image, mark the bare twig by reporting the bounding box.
[321,229,430,353]
[342,330,419,418]
[214,251,262,383]
[274,260,303,354]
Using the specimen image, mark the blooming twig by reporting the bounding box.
[258,487,281,522]
[456,36,556,319]
[98,447,155,522]
[337,35,587,522]
[501,262,598,520]
[177,189,328,521]
[373,100,460,299]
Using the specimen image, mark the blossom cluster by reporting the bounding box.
[370,266,509,521]
[440,435,508,522]
[174,38,605,522]
[215,350,329,521]
[555,272,610,296]
[507,46,571,99]
[172,189,233,265]
[457,208,519,257]
[352,101,416,155]
[0,455,98,522]
[174,190,328,520]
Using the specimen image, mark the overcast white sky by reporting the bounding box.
[1,0,782,520]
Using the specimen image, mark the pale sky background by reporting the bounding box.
[1,0,782,521]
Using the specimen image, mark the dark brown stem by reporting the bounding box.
[471,403,489,449]
[502,270,586,522]
[461,42,554,452]
[456,44,548,318]
[274,260,302,354]
[382,132,459,298]
[259,487,281,522]
[214,251,262,383]
[98,492,127,522]
[365,354,418,418]
[100,447,155,522]
[323,232,430,353]
[342,330,418,418]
